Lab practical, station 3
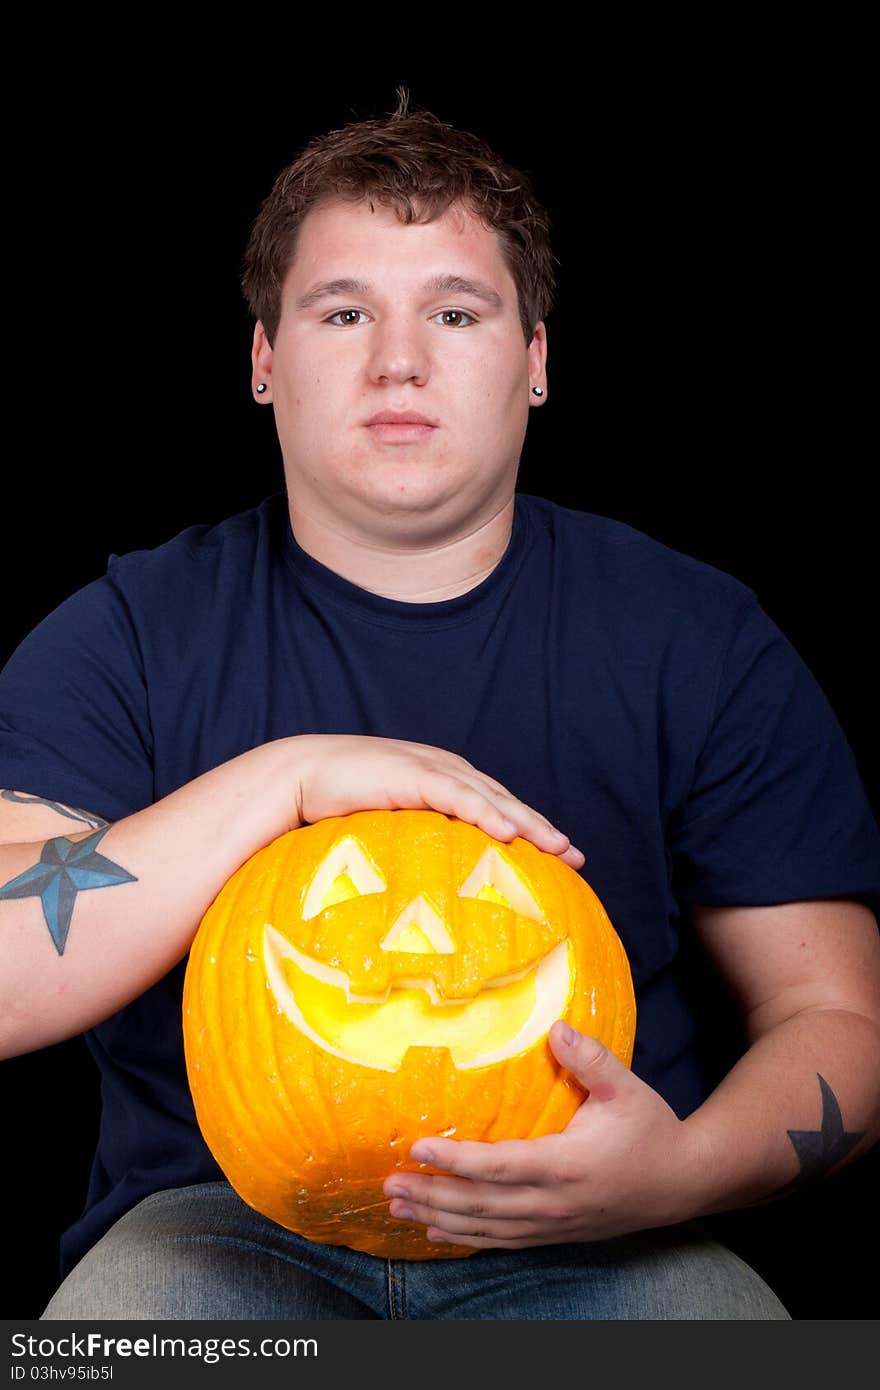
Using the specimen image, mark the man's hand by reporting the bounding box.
[382,1021,701,1247]
[293,734,584,869]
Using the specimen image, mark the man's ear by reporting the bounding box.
[251,321,273,401]
[528,320,548,397]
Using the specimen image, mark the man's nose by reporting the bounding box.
[366,315,432,384]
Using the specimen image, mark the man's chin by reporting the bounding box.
[349,476,467,525]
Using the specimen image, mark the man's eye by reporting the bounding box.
[325,309,369,327]
[432,309,476,327]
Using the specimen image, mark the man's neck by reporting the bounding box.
[288,498,516,602]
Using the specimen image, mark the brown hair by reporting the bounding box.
[240,87,557,349]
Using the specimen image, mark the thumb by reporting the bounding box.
[549,1020,630,1102]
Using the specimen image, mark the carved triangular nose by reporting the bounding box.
[380,896,456,954]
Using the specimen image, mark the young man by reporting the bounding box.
[2,97,879,1321]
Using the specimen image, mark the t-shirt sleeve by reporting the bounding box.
[668,589,880,924]
[0,565,154,823]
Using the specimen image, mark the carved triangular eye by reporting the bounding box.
[302,837,387,921]
[380,896,456,953]
[457,849,544,922]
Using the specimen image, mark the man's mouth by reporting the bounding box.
[365,422,437,442]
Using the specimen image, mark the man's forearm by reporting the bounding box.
[0,736,310,1058]
[680,1007,880,1219]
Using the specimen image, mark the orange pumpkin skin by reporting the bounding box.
[182,809,635,1259]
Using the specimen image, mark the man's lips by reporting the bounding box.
[366,423,436,442]
[365,411,437,426]
[365,414,437,443]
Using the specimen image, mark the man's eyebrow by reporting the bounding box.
[294,273,504,312]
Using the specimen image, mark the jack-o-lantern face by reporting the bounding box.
[264,835,573,1071]
[183,810,635,1260]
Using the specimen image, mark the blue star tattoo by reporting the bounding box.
[0,828,137,955]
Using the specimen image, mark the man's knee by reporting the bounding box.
[40,1183,378,1321]
[42,1190,206,1320]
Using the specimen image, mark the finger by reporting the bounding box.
[424,1226,549,1250]
[411,745,575,851]
[447,777,577,857]
[385,1173,539,1221]
[558,844,586,869]
[414,772,529,842]
[415,771,563,850]
[481,791,575,850]
[549,1021,633,1102]
[408,1134,561,1186]
[392,1199,545,1243]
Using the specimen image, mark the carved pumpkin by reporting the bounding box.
[182,809,635,1259]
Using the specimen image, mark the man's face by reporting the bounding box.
[251,197,547,545]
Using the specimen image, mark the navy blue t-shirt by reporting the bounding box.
[1,489,878,1278]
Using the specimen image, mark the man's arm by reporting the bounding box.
[380,897,880,1246]
[676,897,880,1210]
[0,735,582,1060]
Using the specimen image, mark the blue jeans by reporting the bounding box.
[41,1180,790,1320]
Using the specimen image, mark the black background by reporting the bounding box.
[1,57,876,1320]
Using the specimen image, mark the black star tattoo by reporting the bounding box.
[0,828,137,955]
[757,1073,866,1201]
[787,1074,864,1178]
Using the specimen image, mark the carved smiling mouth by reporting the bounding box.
[263,926,572,1072]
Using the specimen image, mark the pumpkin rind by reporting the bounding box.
[182,809,636,1259]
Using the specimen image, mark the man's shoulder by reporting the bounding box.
[104,492,285,590]
[519,493,756,620]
